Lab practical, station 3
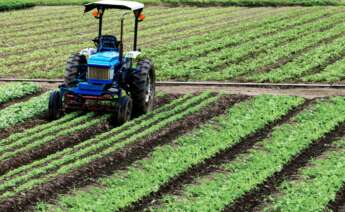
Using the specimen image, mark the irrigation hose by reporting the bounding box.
[1,78,345,89]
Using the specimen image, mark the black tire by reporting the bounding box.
[114,96,133,125]
[48,91,63,120]
[64,53,87,87]
[129,59,155,117]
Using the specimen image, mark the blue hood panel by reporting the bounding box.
[88,51,120,67]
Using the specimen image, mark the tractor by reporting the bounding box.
[48,0,155,124]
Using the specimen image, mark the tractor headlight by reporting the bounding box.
[88,66,114,80]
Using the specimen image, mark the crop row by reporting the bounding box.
[0,7,258,78]
[144,7,296,57]
[204,11,345,81]
[0,113,107,163]
[0,6,222,47]
[0,92,48,130]
[248,25,345,82]
[302,56,345,82]
[36,95,304,211]
[0,82,40,105]
[0,6,298,79]
[150,7,319,72]
[150,96,345,211]
[156,7,342,80]
[0,91,221,206]
[259,137,345,211]
[0,0,342,12]
[0,6,181,35]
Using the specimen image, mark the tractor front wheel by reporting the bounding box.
[114,96,133,125]
[129,59,155,117]
[64,53,87,87]
[48,91,63,120]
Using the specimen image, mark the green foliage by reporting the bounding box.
[156,97,345,211]
[37,95,304,211]
[2,6,345,83]
[0,82,40,104]
[0,113,111,163]
[265,138,345,211]
[0,92,48,130]
[0,0,343,11]
[0,92,219,203]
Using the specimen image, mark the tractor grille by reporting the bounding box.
[88,66,111,80]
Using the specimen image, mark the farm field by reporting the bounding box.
[2,6,345,83]
[0,0,343,11]
[0,83,345,211]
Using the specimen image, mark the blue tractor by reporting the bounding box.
[48,0,155,124]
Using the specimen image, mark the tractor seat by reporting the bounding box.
[97,35,118,52]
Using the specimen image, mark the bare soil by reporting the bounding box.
[158,85,345,99]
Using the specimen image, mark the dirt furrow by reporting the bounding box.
[124,98,314,211]
[327,181,345,210]
[227,116,345,211]
[0,95,245,211]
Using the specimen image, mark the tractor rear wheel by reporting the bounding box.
[129,59,155,117]
[48,91,63,120]
[114,96,133,125]
[64,53,87,87]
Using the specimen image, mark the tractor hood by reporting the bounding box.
[88,51,120,67]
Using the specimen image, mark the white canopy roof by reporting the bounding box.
[84,0,144,13]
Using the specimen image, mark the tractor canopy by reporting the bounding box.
[84,0,144,15]
[64,0,145,97]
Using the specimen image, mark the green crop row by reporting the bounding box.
[302,56,345,82]
[156,8,340,80]
[0,113,111,163]
[0,6,222,47]
[144,7,293,57]
[263,138,345,211]
[0,82,40,105]
[37,95,304,211]
[0,92,195,181]
[207,12,345,81]
[0,6,178,36]
[154,96,345,211]
[0,92,48,130]
[0,112,80,145]
[0,7,245,78]
[0,92,219,202]
[0,0,343,12]
[151,7,316,73]
[248,27,345,82]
